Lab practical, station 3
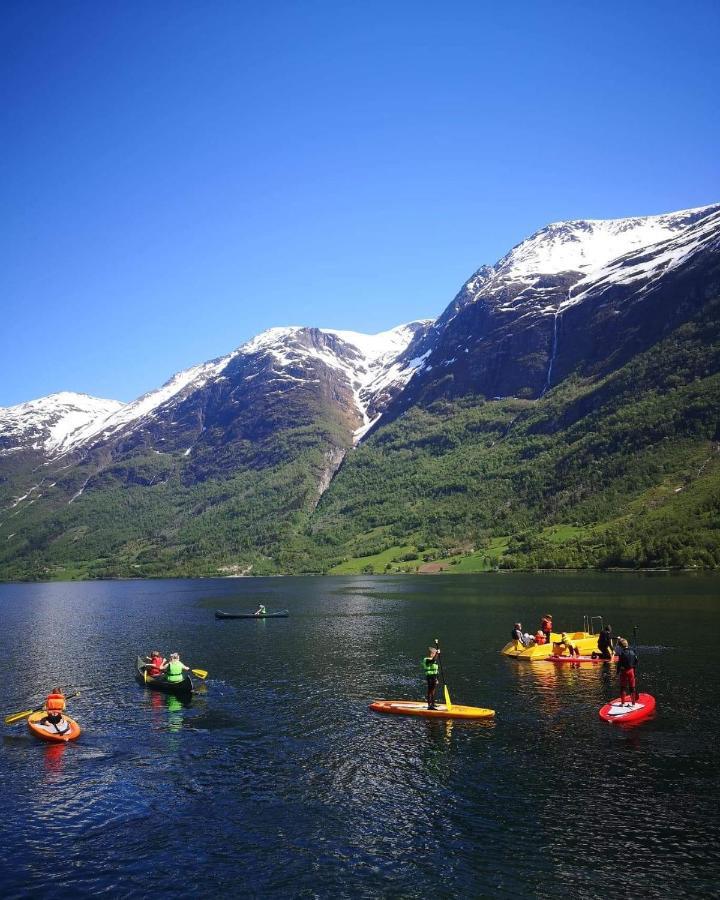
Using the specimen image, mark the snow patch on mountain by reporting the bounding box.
[239,322,433,441]
[0,392,124,457]
[58,353,242,454]
[566,205,720,308]
[497,204,717,282]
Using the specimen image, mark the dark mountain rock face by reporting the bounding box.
[381,205,720,421]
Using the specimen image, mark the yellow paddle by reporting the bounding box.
[4,692,80,725]
[435,639,453,710]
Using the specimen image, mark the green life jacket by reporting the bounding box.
[166,660,184,683]
[423,656,439,677]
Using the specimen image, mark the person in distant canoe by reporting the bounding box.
[254,604,267,617]
[161,652,190,684]
[423,646,441,709]
[597,626,614,660]
[38,687,71,736]
[144,650,166,677]
[615,638,639,705]
[555,632,580,657]
[540,613,553,645]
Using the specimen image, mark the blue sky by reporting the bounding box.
[1,0,718,406]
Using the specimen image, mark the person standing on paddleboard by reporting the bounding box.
[616,638,639,705]
[423,646,441,710]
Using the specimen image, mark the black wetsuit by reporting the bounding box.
[598,630,613,660]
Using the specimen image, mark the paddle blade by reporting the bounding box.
[444,685,453,710]
[191,669,208,679]
[4,709,34,725]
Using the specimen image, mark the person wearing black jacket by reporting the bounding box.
[597,625,614,660]
[616,637,639,705]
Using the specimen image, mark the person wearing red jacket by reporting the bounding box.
[540,614,553,645]
[144,651,166,678]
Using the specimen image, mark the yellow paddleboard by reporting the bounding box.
[369,700,495,720]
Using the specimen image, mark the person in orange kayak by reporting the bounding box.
[616,637,639,705]
[161,652,190,683]
[37,688,71,736]
[540,613,553,645]
[144,650,166,677]
[423,646,441,710]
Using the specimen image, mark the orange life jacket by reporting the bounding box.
[535,631,546,645]
[541,617,552,632]
[148,655,164,677]
[46,691,66,712]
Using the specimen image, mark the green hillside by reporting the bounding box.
[307,298,720,573]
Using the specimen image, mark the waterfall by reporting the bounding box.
[541,288,570,397]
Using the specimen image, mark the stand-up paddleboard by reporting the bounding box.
[599,693,656,725]
[547,654,617,664]
[27,711,81,742]
[369,700,495,720]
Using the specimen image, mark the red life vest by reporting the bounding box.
[46,691,66,712]
[541,617,552,632]
[535,631,546,645]
[148,655,163,677]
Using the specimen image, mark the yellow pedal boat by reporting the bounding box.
[501,630,599,659]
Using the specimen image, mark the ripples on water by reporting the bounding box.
[0,574,719,898]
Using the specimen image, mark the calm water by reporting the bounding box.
[0,574,719,898]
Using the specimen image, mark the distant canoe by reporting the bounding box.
[215,610,289,619]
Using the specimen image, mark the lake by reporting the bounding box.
[0,573,718,898]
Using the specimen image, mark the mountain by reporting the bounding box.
[1,203,718,579]
[381,203,720,417]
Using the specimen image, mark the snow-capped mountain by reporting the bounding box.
[0,392,124,459]
[0,323,433,469]
[385,202,720,416]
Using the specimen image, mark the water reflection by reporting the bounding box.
[1,575,719,898]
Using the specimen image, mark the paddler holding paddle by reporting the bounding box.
[37,688,72,736]
[616,638,639,706]
[423,646,441,709]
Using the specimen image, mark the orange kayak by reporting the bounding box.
[27,711,81,743]
[369,700,495,720]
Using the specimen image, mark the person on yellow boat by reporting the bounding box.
[38,688,71,736]
[540,613,553,645]
[511,623,529,647]
[423,646,441,710]
[555,632,580,657]
[534,630,546,645]
[161,652,190,683]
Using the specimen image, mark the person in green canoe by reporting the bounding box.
[423,646,441,709]
[161,652,190,683]
[254,604,267,617]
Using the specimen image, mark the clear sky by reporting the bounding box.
[1,0,718,406]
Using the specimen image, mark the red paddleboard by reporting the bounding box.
[548,654,617,664]
[599,693,656,725]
